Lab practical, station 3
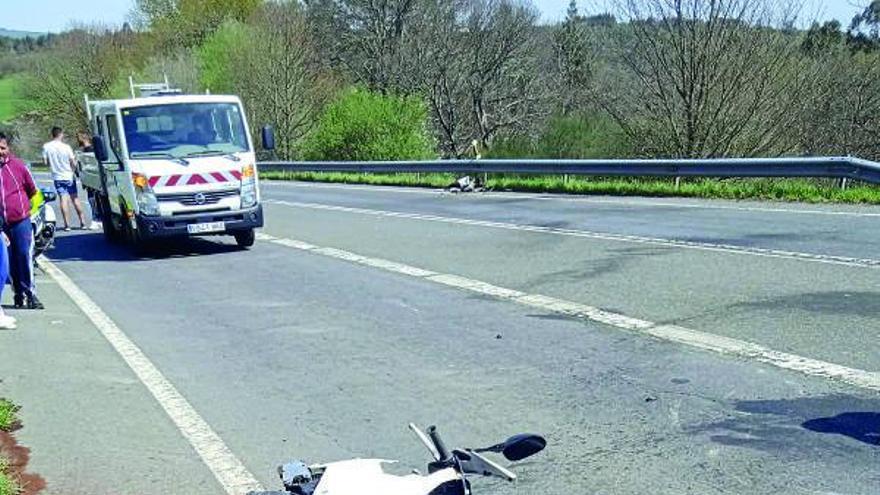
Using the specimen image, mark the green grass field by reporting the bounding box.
[0,75,29,123]
[261,171,880,205]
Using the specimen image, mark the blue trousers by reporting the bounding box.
[5,218,34,299]
[0,228,7,304]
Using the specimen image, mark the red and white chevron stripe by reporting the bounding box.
[148,170,243,188]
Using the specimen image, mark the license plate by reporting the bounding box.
[187,221,225,234]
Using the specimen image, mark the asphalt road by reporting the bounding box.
[3,180,880,494]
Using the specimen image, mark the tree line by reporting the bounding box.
[2,0,879,162]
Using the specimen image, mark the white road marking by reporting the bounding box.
[257,234,880,392]
[263,180,880,218]
[39,257,264,495]
[266,199,880,269]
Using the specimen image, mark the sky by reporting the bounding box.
[0,0,870,33]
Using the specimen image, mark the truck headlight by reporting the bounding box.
[240,182,257,208]
[137,190,160,216]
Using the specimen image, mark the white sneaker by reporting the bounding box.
[89,222,102,230]
[0,315,17,329]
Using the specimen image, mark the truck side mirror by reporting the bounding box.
[92,135,109,163]
[261,125,276,151]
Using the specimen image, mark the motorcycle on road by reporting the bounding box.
[249,424,546,495]
[32,187,57,259]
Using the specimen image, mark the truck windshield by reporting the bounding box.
[121,102,250,159]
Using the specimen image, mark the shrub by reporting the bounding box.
[490,112,630,159]
[299,88,436,161]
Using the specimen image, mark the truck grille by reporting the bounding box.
[157,189,238,206]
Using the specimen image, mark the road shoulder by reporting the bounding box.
[0,262,222,495]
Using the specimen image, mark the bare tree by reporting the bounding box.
[25,26,140,131]
[406,0,546,156]
[231,2,337,159]
[602,0,812,158]
[797,33,880,160]
[305,0,419,92]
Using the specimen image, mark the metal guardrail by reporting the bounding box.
[258,156,880,184]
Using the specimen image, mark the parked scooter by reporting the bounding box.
[32,187,57,259]
[248,424,547,495]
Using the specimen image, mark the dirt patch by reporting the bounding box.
[0,418,45,495]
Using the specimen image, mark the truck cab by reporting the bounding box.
[81,85,267,249]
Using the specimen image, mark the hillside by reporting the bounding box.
[0,28,45,39]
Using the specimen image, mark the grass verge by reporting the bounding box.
[261,171,880,205]
[0,399,19,495]
[0,457,15,495]
[0,399,16,431]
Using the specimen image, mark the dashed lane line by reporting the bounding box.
[256,232,880,393]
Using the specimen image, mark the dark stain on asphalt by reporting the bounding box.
[732,291,880,318]
[688,395,880,453]
[523,246,672,290]
[679,229,833,247]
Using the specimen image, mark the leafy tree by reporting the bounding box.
[135,0,262,48]
[300,88,436,161]
[553,0,592,115]
[847,0,880,51]
[197,20,252,93]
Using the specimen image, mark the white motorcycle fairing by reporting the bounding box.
[44,204,56,223]
[313,459,461,495]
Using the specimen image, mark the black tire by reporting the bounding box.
[100,196,123,243]
[234,229,255,248]
[119,209,147,250]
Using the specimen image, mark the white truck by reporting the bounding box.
[81,80,272,249]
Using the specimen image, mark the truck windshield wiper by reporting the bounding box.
[131,151,177,159]
[130,151,189,165]
[181,150,224,158]
[182,150,242,161]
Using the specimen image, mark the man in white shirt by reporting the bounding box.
[43,126,90,231]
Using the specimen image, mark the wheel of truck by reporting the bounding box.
[99,196,123,243]
[120,211,148,251]
[234,229,255,248]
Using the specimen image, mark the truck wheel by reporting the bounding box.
[121,214,152,255]
[234,229,255,248]
[100,196,122,243]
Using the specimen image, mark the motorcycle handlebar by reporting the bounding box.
[427,426,452,461]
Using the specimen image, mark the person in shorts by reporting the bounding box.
[42,126,89,231]
[76,130,101,229]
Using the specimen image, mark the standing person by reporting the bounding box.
[75,130,101,230]
[0,132,43,310]
[43,126,88,231]
[0,212,15,329]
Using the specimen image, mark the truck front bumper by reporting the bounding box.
[136,205,264,239]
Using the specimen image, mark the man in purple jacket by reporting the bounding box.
[0,132,43,310]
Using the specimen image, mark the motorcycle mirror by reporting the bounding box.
[41,188,57,203]
[475,434,546,462]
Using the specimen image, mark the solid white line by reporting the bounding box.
[39,257,264,495]
[263,180,880,218]
[257,234,880,392]
[266,199,880,269]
